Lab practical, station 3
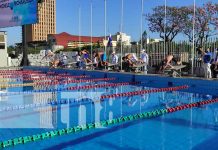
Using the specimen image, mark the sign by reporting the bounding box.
[0,0,38,28]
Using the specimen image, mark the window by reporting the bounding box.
[0,35,4,42]
[0,44,5,49]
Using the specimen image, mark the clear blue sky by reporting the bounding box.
[0,0,216,46]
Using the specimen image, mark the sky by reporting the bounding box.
[0,0,216,46]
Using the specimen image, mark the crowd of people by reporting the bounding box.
[41,47,218,78]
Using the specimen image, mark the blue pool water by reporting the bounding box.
[0,69,218,150]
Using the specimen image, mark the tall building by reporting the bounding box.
[26,0,56,42]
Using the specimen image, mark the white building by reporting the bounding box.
[103,32,131,47]
[0,31,9,67]
[147,38,162,44]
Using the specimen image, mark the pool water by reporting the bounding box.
[0,70,218,150]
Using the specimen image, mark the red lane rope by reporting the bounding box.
[100,85,189,99]
[167,98,218,113]
[67,82,140,90]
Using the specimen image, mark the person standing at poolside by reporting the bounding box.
[200,47,212,79]
[140,49,149,74]
[60,53,68,66]
[211,48,218,78]
[93,52,99,68]
[110,51,119,70]
[76,52,83,69]
[111,51,119,65]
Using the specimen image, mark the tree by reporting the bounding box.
[7,45,15,54]
[146,6,190,42]
[182,2,218,47]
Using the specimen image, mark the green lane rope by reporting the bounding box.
[1,98,218,149]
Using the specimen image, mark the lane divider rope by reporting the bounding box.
[0,78,116,88]
[1,97,217,148]
[0,75,89,82]
[100,85,189,99]
[0,84,181,113]
[0,82,140,97]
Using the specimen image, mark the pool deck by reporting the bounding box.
[22,66,218,96]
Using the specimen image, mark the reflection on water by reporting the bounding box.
[0,78,217,148]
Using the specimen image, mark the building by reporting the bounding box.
[147,38,162,44]
[103,32,131,47]
[48,32,104,50]
[26,0,56,42]
[0,31,9,67]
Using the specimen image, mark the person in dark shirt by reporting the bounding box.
[211,48,218,78]
[199,47,212,78]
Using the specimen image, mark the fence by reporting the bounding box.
[114,38,218,69]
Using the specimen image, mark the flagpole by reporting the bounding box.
[140,0,144,53]
[79,6,81,52]
[104,0,107,70]
[91,1,93,64]
[120,0,124,71]
[164,0,166,59]
[192,0,195,75]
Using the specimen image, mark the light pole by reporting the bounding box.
[90,1,93,62]
[191,0,196,75]
[104,0,107,70]
[140,0,144,52]
[120,0,124,71]
[164,0,167,58]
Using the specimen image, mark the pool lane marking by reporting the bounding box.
[0,75,89,83]
[0,82,140,97]
[100,85,189,99]
[0,78,116,88]
[0,85,187,120]
[1,98,218,148]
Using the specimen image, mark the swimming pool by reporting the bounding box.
[0,67,218,150]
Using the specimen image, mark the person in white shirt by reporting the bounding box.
[140,49,149,74]
[60,53,68,66]
[93,52,99,68]
[111,51,119,65]
[76,53,82,69]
